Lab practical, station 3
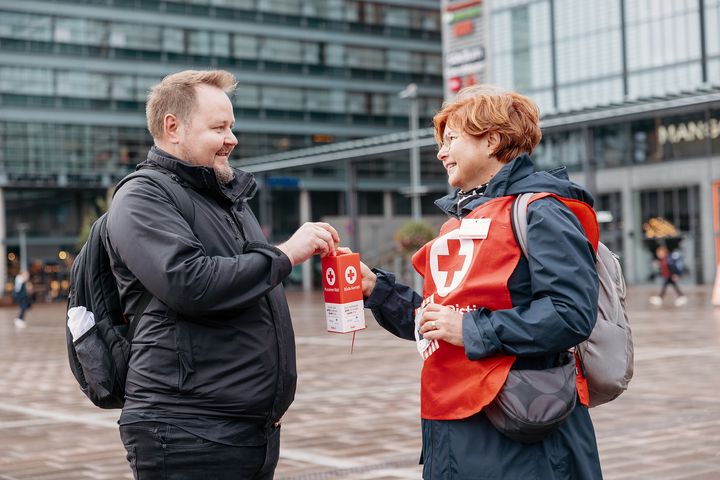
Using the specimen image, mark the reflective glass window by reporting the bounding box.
[0,67,53,95]
[260,38,303,63]
[54,18,107,45]
[57,71,109,99]
[211,32,230,57]
[261,86,303,110]
[346,46,384,70]
[0,11,52,41]
[163,28,185,53]
[306,89,345,112]
[325,44,345,67]
[188,30,211,55]
[110,23,162,50]
[111,75,135,100]
[235,85,260,108]
[233,35,258,59]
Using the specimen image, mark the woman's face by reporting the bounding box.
[436,126,498,192]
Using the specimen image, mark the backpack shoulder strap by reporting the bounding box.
[511,192,534,259]
[511,192,599,258]
[114,168,195,226]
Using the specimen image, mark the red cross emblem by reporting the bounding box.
[326,267,336,286]
[344,266,358,284]
[436,239,467,289]
[429,230,474,297]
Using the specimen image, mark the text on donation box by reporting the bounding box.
[321,253,366,333]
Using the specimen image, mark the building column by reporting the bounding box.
[299,189,312,292]
[0,188,5,294]
[620,173,637,284]
[383,191,394,219]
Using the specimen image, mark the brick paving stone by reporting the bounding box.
[0,286,718,479]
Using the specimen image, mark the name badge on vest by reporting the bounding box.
[458,218,491,239]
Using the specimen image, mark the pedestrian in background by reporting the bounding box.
[12,271,31,329]
[106,70,339,480]
[356,85,602,479]
[649,245,687,306]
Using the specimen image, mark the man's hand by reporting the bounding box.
[418,304,464,346]
[277,222,339,266]
[337,247,377,297]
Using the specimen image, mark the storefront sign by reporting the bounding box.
[658,118,720,145]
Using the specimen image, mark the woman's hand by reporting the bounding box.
[418,304,464,346]
[337,247,377,297]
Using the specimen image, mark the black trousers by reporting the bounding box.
[659,277,683,298]
[119,422,280,480]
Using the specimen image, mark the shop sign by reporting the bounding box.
[658,117,720,145]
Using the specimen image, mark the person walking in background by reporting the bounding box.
[12,271,30,329]
[355,85,602,479]
[106,70,339,480]
[649,245,687,306]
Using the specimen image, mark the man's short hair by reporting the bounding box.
[433,85,542,164]
[146,70,237,139]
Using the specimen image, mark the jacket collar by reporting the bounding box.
[434,154,535,217]
[139,146,257,204]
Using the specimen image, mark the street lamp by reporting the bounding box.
[17,223,29,273]
[399,83,421,221]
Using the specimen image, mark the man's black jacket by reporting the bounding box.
[105,147,295,434]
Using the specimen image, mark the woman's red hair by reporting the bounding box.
[433,85,542,164]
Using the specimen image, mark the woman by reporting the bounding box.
[13,271,31,329]
[357,86,602,479]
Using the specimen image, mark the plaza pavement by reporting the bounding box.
[0,286,718,479]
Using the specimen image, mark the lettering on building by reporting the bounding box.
[658,118,720,145]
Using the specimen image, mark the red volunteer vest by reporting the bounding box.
[413,193,598,420]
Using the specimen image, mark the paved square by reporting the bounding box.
[0,286,718,479]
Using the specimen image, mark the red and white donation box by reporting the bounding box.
[321,252,366,333]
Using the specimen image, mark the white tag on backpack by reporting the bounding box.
[458,218,491,239]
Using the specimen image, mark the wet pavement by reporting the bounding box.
[0,285,718,479]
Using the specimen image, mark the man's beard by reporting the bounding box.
[214,163,235,185]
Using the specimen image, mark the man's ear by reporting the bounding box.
[163,114,181,144]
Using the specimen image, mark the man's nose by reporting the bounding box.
[227,130,238,146]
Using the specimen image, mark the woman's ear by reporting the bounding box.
[486,131,500,157]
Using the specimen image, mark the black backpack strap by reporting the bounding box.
[114,168,196,226]
[111,168,196,335]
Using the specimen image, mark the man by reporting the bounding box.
[105,70,339,479]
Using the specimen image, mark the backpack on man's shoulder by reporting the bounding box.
[512,192,634,408]
[66,168,194,409]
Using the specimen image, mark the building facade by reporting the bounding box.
[0,0,444,297]
[2,0,720,295]
[242,0,720,288]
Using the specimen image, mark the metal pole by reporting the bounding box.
[399,84,423,292]
[18,223,29,273]
[400,83,421,221]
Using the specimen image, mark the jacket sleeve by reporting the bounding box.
[463,197,599,358]
[106,178,292,316]
[364,268,422,341]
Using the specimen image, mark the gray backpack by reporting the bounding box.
[512,192,634,408]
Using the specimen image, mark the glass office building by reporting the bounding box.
[0,0,444,296]
[242,0,720,288]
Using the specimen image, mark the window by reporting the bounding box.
[0,67,53,95]
[233,35,258,59]
[57,71,109,99]
[260,38,303,63]
[0,11,52,41]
